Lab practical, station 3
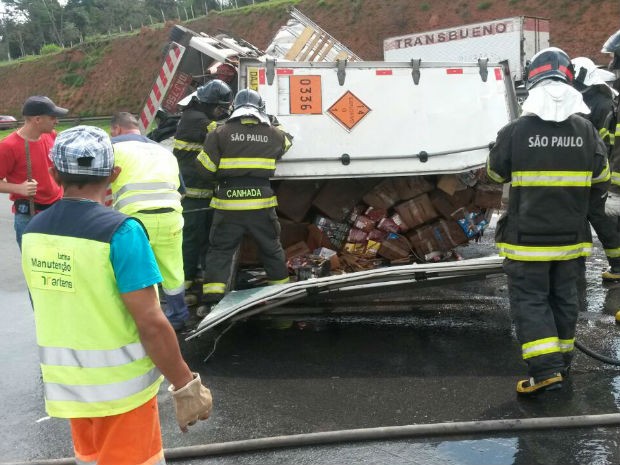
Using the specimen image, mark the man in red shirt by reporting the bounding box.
[0,95,67,248]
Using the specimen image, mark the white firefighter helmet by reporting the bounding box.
[571,56,616,87]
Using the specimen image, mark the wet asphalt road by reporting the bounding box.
[2,195,620,465]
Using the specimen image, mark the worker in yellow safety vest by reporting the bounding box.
[110,112,189,330]
[21,126,212,465]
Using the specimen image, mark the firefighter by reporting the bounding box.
[569,57,620,284]
[487,47,610,396]
[172,79,232,305]
[195,89,292,313]
[601,29,620,281]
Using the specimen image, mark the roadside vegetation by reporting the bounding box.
[0,118,111,142]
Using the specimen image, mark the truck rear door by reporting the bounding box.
[239,59,519,179]
[186,256,504,339]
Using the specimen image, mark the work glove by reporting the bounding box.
[168,372,213,432]
[606,192,620,217]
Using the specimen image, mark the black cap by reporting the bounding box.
[22,96,69,117]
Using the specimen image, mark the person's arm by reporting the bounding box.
[0,179,37,196]
[195,130,220,181]
[112,219,212,432]
[121,287,193,389]
[486,123,513,184]
[0,141,37,196]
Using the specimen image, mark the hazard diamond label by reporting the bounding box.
[327,91,371,131]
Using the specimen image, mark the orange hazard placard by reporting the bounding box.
[327,91,370,130]
[289,75,322,114]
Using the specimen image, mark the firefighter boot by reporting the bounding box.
[184,280,203,306]
[516,373,563,396]
[602,268,620,282]
[602,258,620,282]
[196,292,223,318]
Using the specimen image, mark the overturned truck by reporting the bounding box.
[140,14,518,338]
[188,58,517,337]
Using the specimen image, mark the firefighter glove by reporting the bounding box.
[169,372,213,432]
[606,192,620,217]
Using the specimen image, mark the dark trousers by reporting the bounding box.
[181,197,213,281]
[503,258,580,379]
[203,208,288,298]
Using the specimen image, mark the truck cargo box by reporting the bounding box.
[185,58,516,337]
[383,17,550,85]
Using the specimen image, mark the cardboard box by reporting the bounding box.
[437,174,467,196]
[377,234,412,260]
[449,187,476,209]
[433,219,469,251]
[429,189,460,219]
[393,176,435,200]
[406,226,441,259]
[362,178,400,209]
[280,220,310,249]
[312,179,367,221]
[473,184,503,209]
[275,180,322,222]
[393,193,439,229]
[285,241,311,260]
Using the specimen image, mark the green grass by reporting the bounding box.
[0,118,111,142]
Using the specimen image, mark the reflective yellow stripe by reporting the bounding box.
[593,161,611,184]
[512,170,592,187]
[486,158,506,183]
[203,282,226,294]
[268,277,290,285]
[207,121,217,132]
[496,242,592,261]
[611,172,620,187]
[219,157,276,170]
[40,343,147,368]
[600,127,610,141]
[197,150,218,173]
[114,192,181,210]
[522,337,560,359]
[211,196,278,210]
[559,338,574,353]
[605,247,620,258]
[44,366,162,403]
[185,187,213,199]
[173,139,203,151]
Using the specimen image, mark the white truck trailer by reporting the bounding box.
[383,17,550,86]
[137,16,518,337]
[188,57,518,338]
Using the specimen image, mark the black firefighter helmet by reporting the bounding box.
[602,29,620,70]
[196,79,233,105]
[525,47,574,90]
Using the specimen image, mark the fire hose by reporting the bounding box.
[4,413,620,464]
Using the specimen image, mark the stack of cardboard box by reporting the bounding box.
[238,173,502,280]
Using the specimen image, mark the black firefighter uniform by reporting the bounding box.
[195,116,292,301]
[487,113,610,380]
[173,106,218,282]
